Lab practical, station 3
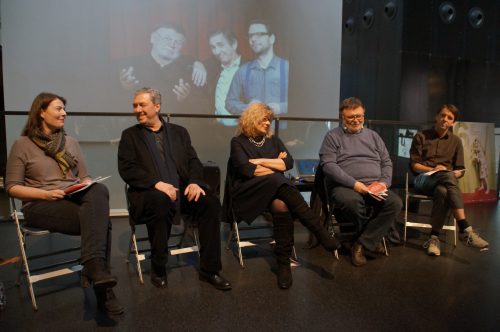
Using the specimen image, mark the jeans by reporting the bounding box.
[330,186,402,251]
[22,183,111,264]
[414,171,463,232]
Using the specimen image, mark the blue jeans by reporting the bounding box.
[414,171,463,232]
[330,186,402,251]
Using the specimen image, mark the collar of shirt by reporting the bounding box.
[220,56,241,70]
[251,55,279,70]
[141,118,165,133]
[342,126,364,135]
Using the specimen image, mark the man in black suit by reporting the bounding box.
[118,87,231,290]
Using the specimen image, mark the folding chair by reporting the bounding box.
[403,173,457,246]
[314,166,388,260]
[124,185,200,284]
[10,198,83,311]
[223,159,298,268]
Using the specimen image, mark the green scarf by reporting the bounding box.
[29,128,78,176]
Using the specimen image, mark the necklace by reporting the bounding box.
[248,136,266,147]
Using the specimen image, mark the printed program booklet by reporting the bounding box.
[367,181,388,201]
[424,169,465,176]
[63,176,111,195]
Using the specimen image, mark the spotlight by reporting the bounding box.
[344,16,355,34]
[468,7,484,29]
[362,9,375,29]
[439,1,456,24]
[384,1,398,21]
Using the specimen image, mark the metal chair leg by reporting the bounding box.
[233,221,245,268]
[192,226,200,258]
[131,233,144,285]
[382,237,389,256]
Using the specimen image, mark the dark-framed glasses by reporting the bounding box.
[345,114,364,121]
[248,32,269,39]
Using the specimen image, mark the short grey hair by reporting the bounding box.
[135,87,161,105]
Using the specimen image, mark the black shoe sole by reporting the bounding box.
[98,305,125,316]
[278,281,293,289]
[93,278,118,289]
[150,278,168,289]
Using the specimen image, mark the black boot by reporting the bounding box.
[273,212,294,289]
[95,287,124,315]
[82,258,117,289]
[277,185,341,251]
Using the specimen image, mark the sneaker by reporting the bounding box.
[423,235,441,256]
[462,229,489,249]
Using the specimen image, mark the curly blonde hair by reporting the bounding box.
[237,103,274,138]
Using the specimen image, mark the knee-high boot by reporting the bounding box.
[272,212,294,289]
[277,185,341,252]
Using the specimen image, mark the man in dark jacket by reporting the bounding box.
[118,87,231,290]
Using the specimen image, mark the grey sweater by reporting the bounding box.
[6,135,89,193]
[319,126,393,188]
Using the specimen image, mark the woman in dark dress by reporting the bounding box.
[229,103,340,289]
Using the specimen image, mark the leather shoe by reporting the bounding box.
[365,241,387,258]
[351,242,367,267]
[150,271,168,289]
[316,229,342,252]
[95,288,124,316]
[277,264,293,289]
[82,258,117,289]
[199,270,232,291]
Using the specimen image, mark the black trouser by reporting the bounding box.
[23,183,111,265]
[414,172,464,232]
[135,189,222,273]
[330,186,402,251]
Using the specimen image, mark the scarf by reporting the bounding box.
[29,127,78,176]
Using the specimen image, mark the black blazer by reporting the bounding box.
[118,121,207,218]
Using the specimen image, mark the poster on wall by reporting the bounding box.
[455,122,498,203]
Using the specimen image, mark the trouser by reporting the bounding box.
[330,186,402,251]
[135,189,222,273]
[23,183,111,265]
[414,172,464,232]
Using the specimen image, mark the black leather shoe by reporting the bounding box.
[199,270,232,290]
[277,264,293,289]
[316,229,342,252]
[82,258,117,289]
[95,288,124,316]
[150,271,168,289]
[351,242,367,267]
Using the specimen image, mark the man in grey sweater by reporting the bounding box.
[319,97,402,266]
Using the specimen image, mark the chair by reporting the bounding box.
[10,198,83,311]
[313,166,388,259]
[404,172,457,246]
[124,184,200,284]
[223,159,298,268]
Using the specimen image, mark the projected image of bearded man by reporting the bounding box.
[226,20,289,116]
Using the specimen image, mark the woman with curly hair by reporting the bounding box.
[229,102,340,289]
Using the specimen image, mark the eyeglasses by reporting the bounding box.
[344,114,364,121]
[158,36,185,48]
[248,32,269,39]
